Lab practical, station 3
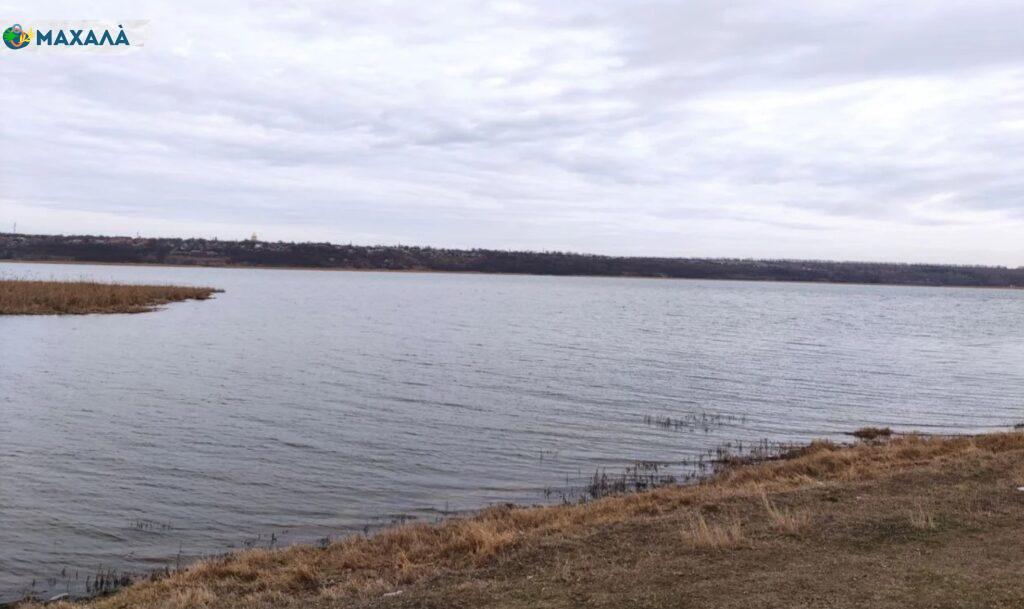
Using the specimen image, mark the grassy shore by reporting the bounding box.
[0,280,220,315]
[23,430,1024,609]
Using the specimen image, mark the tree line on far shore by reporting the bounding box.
[1,233,1022,288]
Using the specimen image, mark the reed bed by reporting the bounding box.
[0,280,220,315]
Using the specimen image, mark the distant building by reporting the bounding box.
[250,232,258,242]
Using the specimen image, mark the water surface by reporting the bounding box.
[2,262,1022,600]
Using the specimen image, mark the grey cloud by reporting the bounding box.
[2,1,1024,264]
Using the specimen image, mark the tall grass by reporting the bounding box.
[908,502,937,530]
[760,490,811,534]
[0,279,220,315]
[682,514,744,550]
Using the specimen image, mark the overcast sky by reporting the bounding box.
[2,1,1023,265]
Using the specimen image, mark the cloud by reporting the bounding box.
[1,0,1023,264]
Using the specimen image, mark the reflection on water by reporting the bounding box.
[2,262,1023,600]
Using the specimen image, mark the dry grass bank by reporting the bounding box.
[0,280,220,315]
[25,431,1024,609]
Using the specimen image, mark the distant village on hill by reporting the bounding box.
[1,232,1022,288]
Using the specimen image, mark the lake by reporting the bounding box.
[2,262,1022,601]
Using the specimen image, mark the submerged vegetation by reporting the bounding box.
[643,411,748,432]
[0,279,220,315]
[20,430,1024,608]
[850,426,894,440]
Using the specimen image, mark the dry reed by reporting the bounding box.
[0,279,220,315]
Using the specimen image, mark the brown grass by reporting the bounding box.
[0,280,220,315]
[22,431,1024,609]
[683,513,745,550]
[908,501,937,530]
[759,490,811,534]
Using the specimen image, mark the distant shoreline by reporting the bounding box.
[2,232,1023,289]
[2,257,1022,292]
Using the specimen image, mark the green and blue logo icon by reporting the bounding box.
[2,24,31,49]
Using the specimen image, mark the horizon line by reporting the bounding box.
[2,231,1021,271]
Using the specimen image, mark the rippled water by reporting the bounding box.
[2,262,1023,601]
